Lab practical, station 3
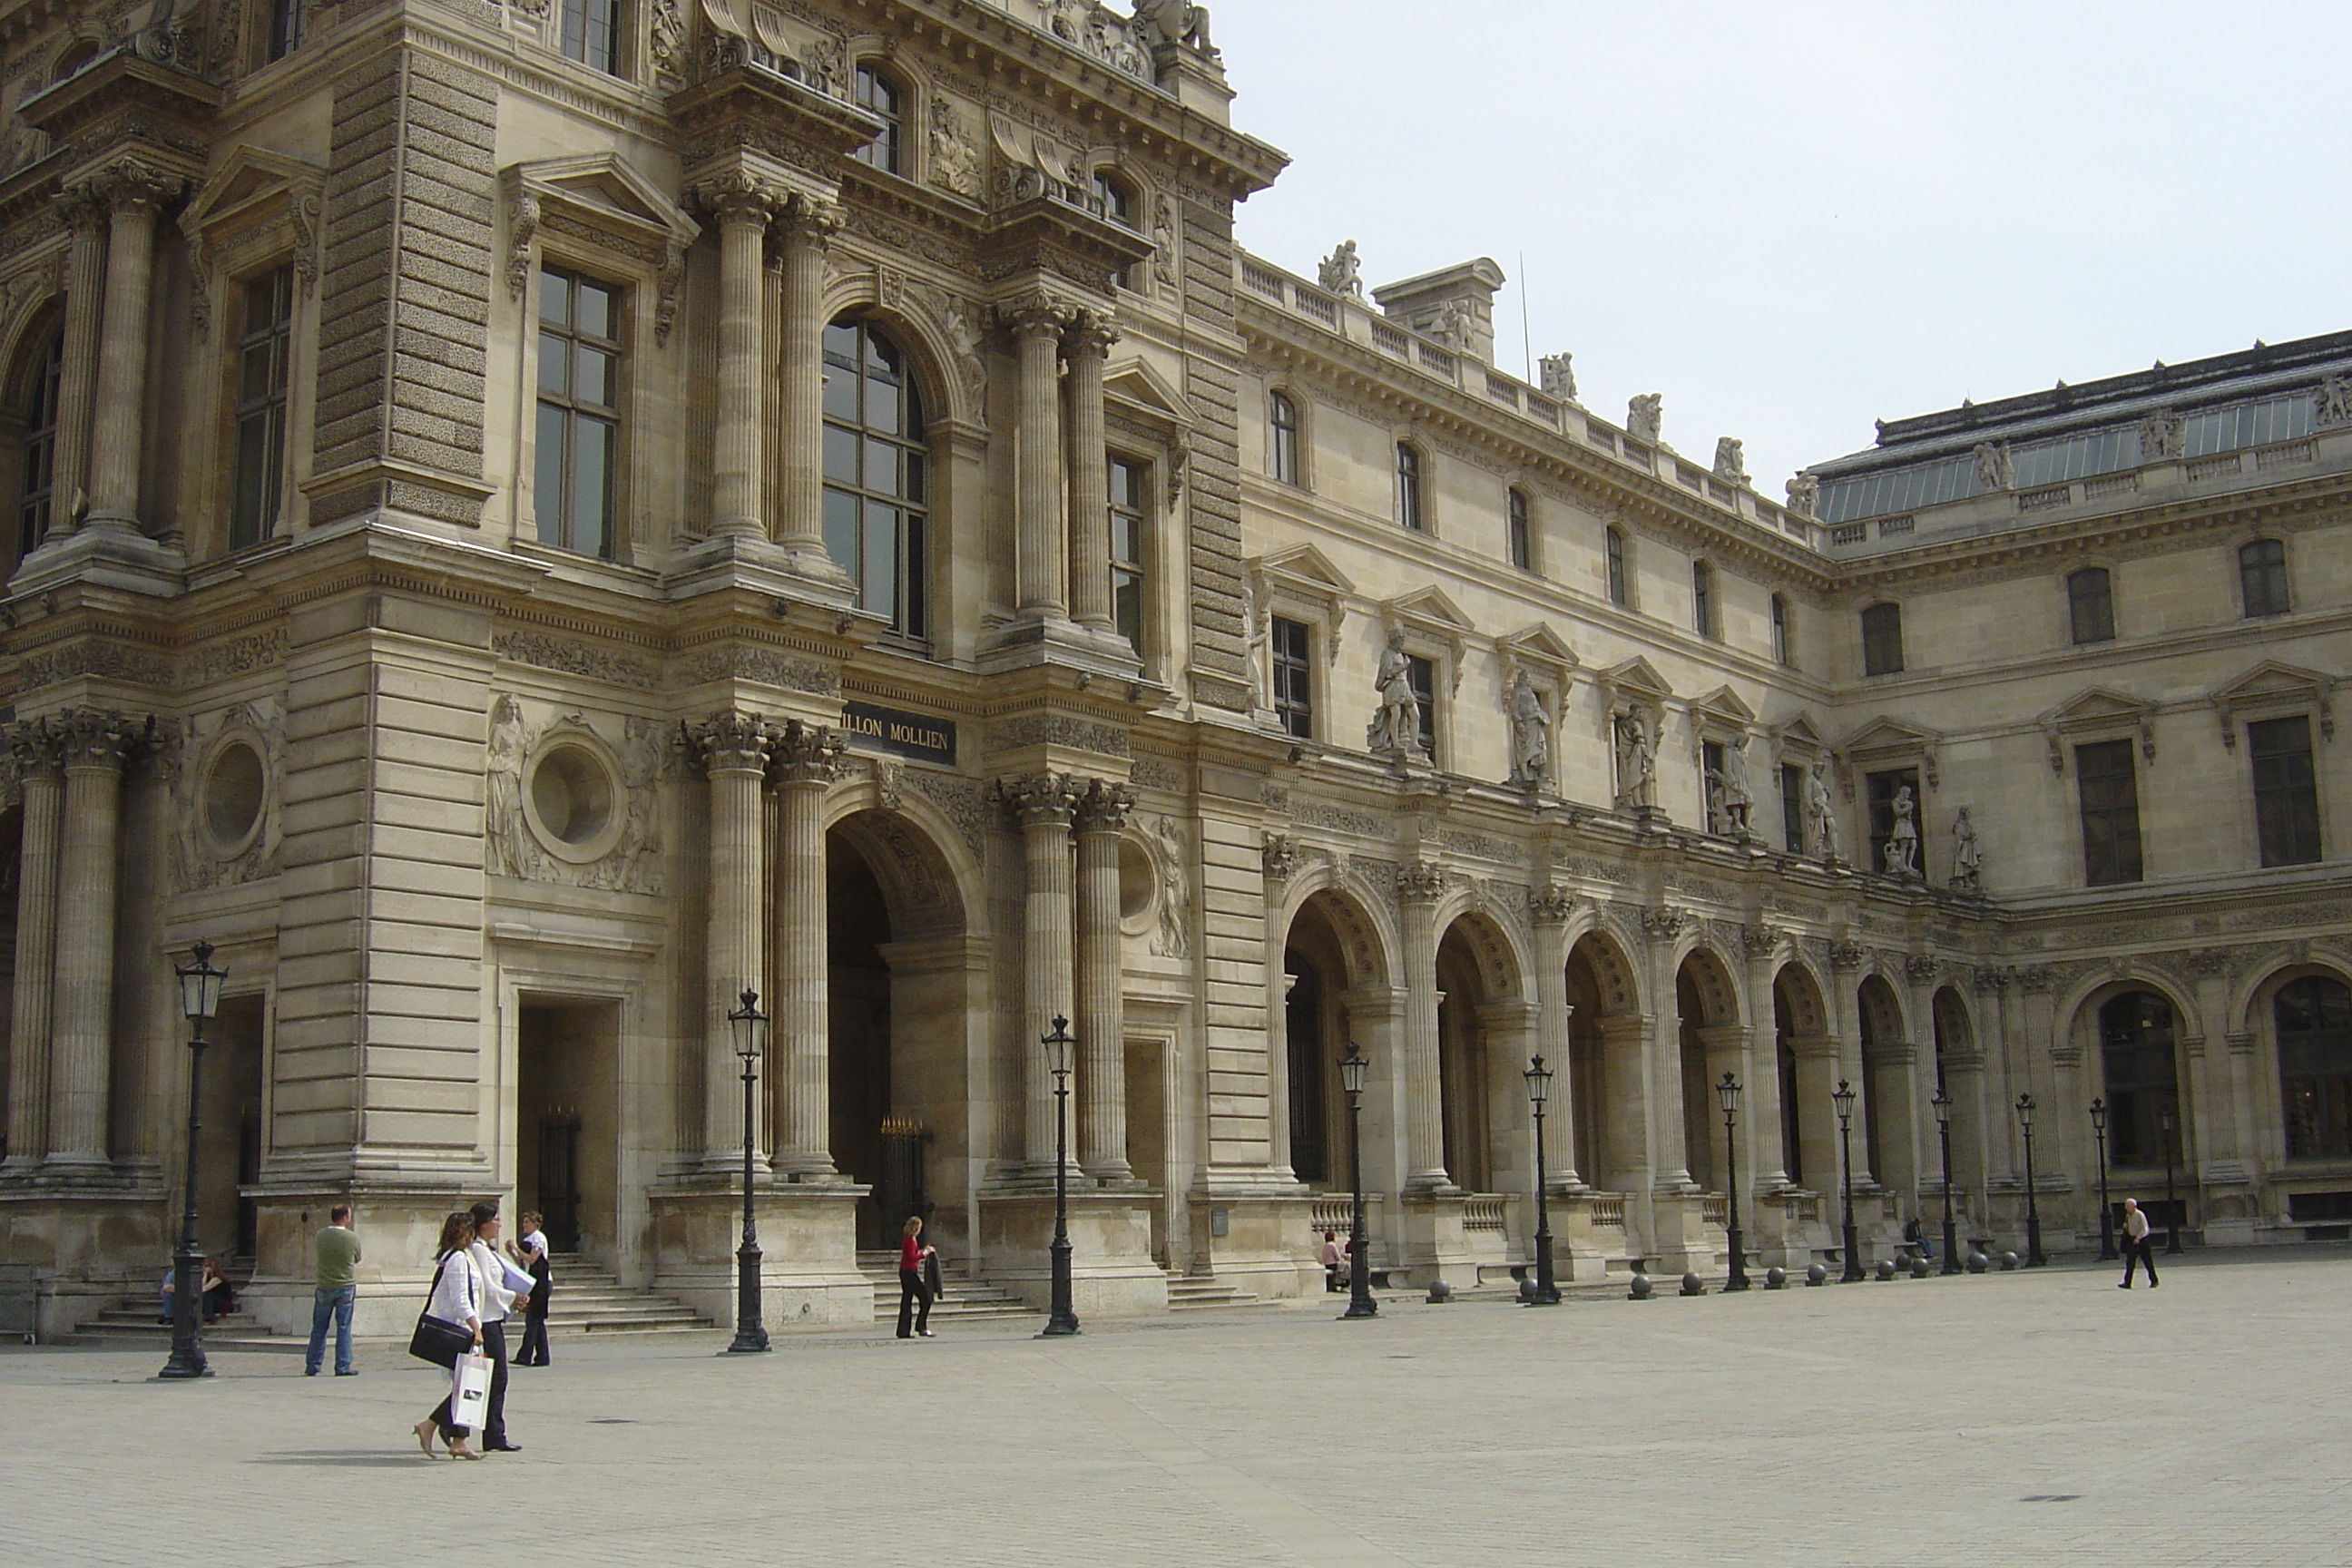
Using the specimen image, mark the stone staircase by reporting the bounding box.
[1166,1271,1268,1312]
[71,1299,297,1353]
[858,1252,1035,1326]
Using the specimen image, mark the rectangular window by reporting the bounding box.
[1109,455,1148,655]
[2076,740,2144,886]
[230,266,294,550]
[2239,539,2290,618]
[1771,594,1793,667]
[1861,603,1904,676]
[559,0,621,74]
[1396,445,1424,532]
[1406,653,1436,760]
[2069,567,2115,644]
[1269,392,1300,485]
[1780,763,1805,853]
[1605,527,1628,606]
[2250,715,2322,867]
[267,0,305,60]
[1866,768,1920,877]
[1270,616,1313,740]
[1507,489,1532,571]
[534,266,621,560]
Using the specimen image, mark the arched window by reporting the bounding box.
[1604,524,1628,606]
[1394,442,1424,531]
[1093,169,1138,289]
[2279,975,2352,1159]
[1506,487,1531,570]
[14,320,63,564]
[1268,389,1299,485]
[853,64,905,174]
[1861,601,1904,676]
[822,316,929,640]
[2068,566,2115,643]
[2239,538,2289,618]
[1690,560,1717,640]
[2099,992,2178,1166]
[1770,593,1793,667]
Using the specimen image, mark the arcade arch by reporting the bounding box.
[1565,929,1642,1196]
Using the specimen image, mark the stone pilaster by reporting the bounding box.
[3,721,62,1167]
[1000,773,1078,1169]
[1063,313,1118,633]
[1007,297,1071,622]
[81,162,176,534]
[1528,887,1583,1188]
[692,710,772,1169]
[1786,1034,1842,1201]
[1073,778,1135,1179]
[44,190,105,544]
[769,720,844,1177]
[47,711,142,1167]
[1396,860,1448,1190]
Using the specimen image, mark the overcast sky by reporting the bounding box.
[1211,2,2352,493]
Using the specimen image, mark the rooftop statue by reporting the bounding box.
[1785,472,1819,519]
[1713,436,1748,485]
[1134,0,1217,59]
[1626,393,1662,446]
[1318,239,1363,297]
[1537,352,1576,402]
[1973,441,2014,492]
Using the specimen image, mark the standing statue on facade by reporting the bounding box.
[1367,631,1423,760]
[1613,711,1656,810]
[1951,806,1983,891]
[1886,783,1921,877]
[1973,441,2014,491]
[1720,740,1754,838]
[485,693,537,879]
[1805,755,1838,861]
[1538,352,1576,402]
[1317,239,1362,296]
[1506,671,1549,789]
[1133,0,1215,56]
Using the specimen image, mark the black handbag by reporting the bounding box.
[408,1256,475,1367]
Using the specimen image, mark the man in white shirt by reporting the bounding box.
[466,1200,525,1449]
[2119,1197,2160,1289]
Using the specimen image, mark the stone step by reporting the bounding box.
[1165,1275,1266,1311]
[856,1254,1034,1322]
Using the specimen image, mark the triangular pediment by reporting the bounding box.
[182,145,324,236]
[1496,623,1578,670]
[1389,586,1474,632]
[1251,544,1353,595]
[1690,684,1757,727]
[2044,686,2154,727]
[1769,711,1828,752]
[1836,714,1939,754]
[507,153,701,246]
[2211,661,2337,707]
[1103,358,1198,427]
[1600,655,1673,702]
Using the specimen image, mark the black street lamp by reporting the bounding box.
[726,988,770,1355]
[1932,1086,1960,1276]
[1832,1078,1864,1283]
[160,940,227,1381]
[2089,1098,2117,1262]
[1040,1015,1080,1337]
[2160,1098,2182,1255]
[2016,1093,2046,1267]
[1523,1054,1560,1306]
[1338,1044,1377,1319]
[1716,1072,1749,1291]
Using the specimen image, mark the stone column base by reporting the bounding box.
[1645,1191,1717,1276]
[0,1184,167,1338]
[1189,1192,1317,1300]
[977,1190,1168,1317]
[649,1181,873,1331]
[1554,1193,1632,1279]
[1395,1191,1478,1292]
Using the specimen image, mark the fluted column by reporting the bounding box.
[83,164,175,534]
[3,721,62,1166]
[47,712,139,1167]
[1528,887,1582,1188]
[1008,297,1069,620]
[44,191,106,544]
[1829,944,1878,1186]
[1073,779,1134,1179]
[1788,1034,1841,1197]
[776,195,852,584]
[1063,313,1118,632]
[770,720,843,1177]
[693,711,770,1167]
[1740,928,1790,1189]
[696,177,780,541]
[1396,860,1448,1189]
[1642,909,1694,1191]
[1002,774,1078,1170]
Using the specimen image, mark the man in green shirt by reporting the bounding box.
[304,1204,363,1377]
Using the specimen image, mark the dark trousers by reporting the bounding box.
[2122,1236,2159,1286]
[517,1311,549,1367]
[897,1269,932,1337]
[431,1320,510,1442]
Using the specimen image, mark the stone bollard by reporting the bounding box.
[1998,1251,2019,1271]
[1805,1263,1828,1287]
[1875,1259,1896,1281]
[1966,1250,1990,1273]
[1765,1267,1788,1289]
[1516,1276,1536,1304]
[1426,1279,1453,1304]
[1629,1270,1653,1300]
[1910,1255,1931,1279]
[1680,1270,1707,1297]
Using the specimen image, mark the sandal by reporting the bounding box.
[413,1421,439,1458]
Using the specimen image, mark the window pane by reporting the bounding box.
[822,363,858,423]
[902,512,926,638]
[538,330,567,396]
[575,344,615,409]
[535,402,568,545]
[865,436,901,495]
[821,425,859,485]
[576,280,613,339]
[540,269,568,325]
[866,375,902,436]
[822,485,858,579]
[863,498,898,622]
[573,416,611,559]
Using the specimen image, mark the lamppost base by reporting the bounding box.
[1941,1220,1961,1276]
[1723,1226,1750,1291]
[1041,1237,1079,1337]
[728,1241,768,1354]
[156,1357,212,1380]
[1340,1295,1378,1319]
[726,1332,771,1354]
[2024,1216,2046,1268]
[1839,1223,1866,1283]
[1039,1317,1082,1338]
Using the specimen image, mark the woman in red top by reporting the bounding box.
[896,1216,936,1338]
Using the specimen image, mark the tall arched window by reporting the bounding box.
[1861,601,1904,676]
[1268,389,1299,485]
[1394,442,1424,531]
[1604,524,1628,606]
[822,316,929,640]
[1506,486,1532,570]
[854,64,905,174]
[2068,566,2115,643]
[2239,538,2289,618]
[2099,992,2178,1166]
[1690,560,1717,640]
[15,321,63,564]
[2279,975,2352,1159]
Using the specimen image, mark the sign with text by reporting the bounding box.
[838,701,956,766]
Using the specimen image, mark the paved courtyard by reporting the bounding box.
[3,1249,2346,1568]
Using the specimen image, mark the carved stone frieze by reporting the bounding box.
[1740,924,1782,959]
[1828,940,1867,973]
[1528,884,1576,926]
[1905,955,1941,985]
[674,645,838,695]
[19,639,172,691]
[494,629,658,690]
[985,715,1129,758]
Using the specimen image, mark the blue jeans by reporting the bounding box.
[306,1285,356,1375]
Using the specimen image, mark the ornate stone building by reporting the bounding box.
[0,0,2340,1337]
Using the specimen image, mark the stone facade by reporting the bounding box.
[0,0,2340,1337]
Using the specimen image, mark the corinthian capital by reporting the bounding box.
[994,771,1079,828]
[768,719,845,787]
[5,716,61,776]
[82,156,181,216]
[1071,777,1135,834]
[998,291,1073,342]
[690,172,787,228]
[691,710,773,773]
[55,709,146,772]
[1062,310,1120,360]
[780,192,847,246]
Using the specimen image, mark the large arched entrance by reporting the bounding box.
[1774,963,1834,1191]
[1565,930,1642,1197]
[1675,947,1741,1194]
[1857,974,1907,1199]
[1282,895,1360,1191]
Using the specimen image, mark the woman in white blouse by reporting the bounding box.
[413,1212,485,1460]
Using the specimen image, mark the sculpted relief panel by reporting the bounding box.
[486,694,672,896]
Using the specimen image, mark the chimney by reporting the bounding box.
[1371,258,1506,366]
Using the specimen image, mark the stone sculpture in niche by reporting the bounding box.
[1318,239,1362,297]
[1367,631,1423,762]
[1506,671,1549,789]
[1886,783,1921,878]
[1626,393,1661,446]
[1713,436,1748,485]
[1951,806,1982,892]
[485,693,543,879]
[1613,711,1656,810]
[928,100,981,200]
[1805,755,1838,861]
[1538,352,1576,402]
[1718,741,1754,838]
[1152,814,1191,958]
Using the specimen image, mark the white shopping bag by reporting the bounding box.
[451,1352,492,1429]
